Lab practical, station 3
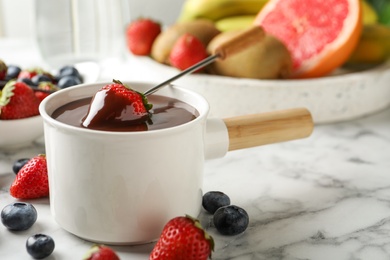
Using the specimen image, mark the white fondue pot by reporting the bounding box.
[39,81,313,245]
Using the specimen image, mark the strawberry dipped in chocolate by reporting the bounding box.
[81,80,152,130]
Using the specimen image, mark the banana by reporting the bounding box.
[345,24,390,68]
[177,0,269,22]
[361,0,378,25]
[215,15,256,32]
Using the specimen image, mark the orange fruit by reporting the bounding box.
[253,0,363,78]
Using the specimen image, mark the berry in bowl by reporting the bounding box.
[0,61,86,150]
[0,80,44,150]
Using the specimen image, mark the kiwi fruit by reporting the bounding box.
[206,28,293,79]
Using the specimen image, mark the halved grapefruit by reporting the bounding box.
[253,0,363,78]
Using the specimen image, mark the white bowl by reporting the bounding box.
[0,115,44,150]
[130,57,390,124]
[0,62,99,151]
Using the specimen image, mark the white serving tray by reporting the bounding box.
[133,57,390,124]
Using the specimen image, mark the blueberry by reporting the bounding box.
[5,65,21,79]
[31,74,52,85]
[26,234,55,259]
[1,202,37,231]
[202,191,231,214]
[12,158,30,174]
[58,65,82,80]
[17,77,36,87]
[213,205,249,236]
[57,75,82,89]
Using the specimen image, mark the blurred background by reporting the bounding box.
[0,0,184,39]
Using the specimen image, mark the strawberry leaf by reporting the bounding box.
[82,244,100,259]
[0,80,16,107]
[112,79,153,111]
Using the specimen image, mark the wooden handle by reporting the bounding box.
[213,26,266,60]
[223,108,314,151]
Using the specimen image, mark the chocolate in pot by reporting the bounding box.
[51,95,198,132]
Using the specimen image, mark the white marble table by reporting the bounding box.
[1,105,390,259]
[1,38,390,259]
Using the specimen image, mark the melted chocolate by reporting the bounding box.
[51,95,198,132]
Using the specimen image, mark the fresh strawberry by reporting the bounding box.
[169,33,208,72]
[82,79,152,129]
[34,81,58,103]
[83,245,120,260]
[34,91,50,103]
[38,81,58,92]
[126,18,161,56]
[0,80,40,119]
[0,59,7,80]
[18,67,54,81]
[10,154,49,199]
[149,215,214,260]
[17,69,38,80]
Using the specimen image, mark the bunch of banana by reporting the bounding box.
[177,0,268,24]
